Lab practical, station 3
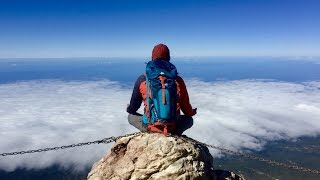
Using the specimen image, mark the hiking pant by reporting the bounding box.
[128,114,194,135]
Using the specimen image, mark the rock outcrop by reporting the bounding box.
[87,133,243,180]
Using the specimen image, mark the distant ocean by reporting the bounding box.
[1,57,320,83]
[0,57,320,179]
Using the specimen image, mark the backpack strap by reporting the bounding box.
[158,76,167,104]
[145,74,153,122]
[147,121,176,136]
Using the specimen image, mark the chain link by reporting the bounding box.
[0,132,142,157]
[0,136,116,157]
[1,131,319,176]
[115,132,142,140]
[185,138,320,175]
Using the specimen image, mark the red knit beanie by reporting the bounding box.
[152,44,170,61]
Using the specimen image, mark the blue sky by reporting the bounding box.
[0,0,319,58]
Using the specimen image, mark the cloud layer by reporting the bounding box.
[0,79,319,171]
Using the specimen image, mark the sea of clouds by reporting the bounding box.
[0,79,319,172]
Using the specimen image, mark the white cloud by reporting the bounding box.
[0,79,319,172]
[186,80,320,151]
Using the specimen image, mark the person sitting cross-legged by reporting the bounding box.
[127,44,197,135]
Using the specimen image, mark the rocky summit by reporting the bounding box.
[87,133,243,180]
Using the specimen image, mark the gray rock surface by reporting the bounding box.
[87,133,243,180]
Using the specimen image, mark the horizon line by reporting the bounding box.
[0,55,319,60]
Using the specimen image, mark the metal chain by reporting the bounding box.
[0,137,116,157]
[0,132,142,157]
[1,131,319,176]
[189,139,320,175]
[115,132,142,141]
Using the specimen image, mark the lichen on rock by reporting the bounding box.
[87,133,243,180]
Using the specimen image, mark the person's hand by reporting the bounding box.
[192,108,197,115]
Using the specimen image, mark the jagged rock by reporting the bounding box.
[87,133,244,180]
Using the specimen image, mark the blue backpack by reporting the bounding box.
[143,60,178,135]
